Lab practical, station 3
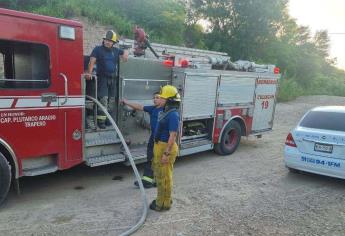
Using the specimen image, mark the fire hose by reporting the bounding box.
[86,96,148,236]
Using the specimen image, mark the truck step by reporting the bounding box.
[124,147,147,166]
[85,130,121,147]
[86,153,126,167]
[180,139,212,149]
[22,165,58,176]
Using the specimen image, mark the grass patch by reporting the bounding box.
[278,75,345,102]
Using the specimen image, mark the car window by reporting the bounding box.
[300,111,345,132]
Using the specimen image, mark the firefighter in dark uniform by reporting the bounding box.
[121,92,163,188]
[85,30,128,128]
[150,85,181,211]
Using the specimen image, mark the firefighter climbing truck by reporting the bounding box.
[0,8,280,205]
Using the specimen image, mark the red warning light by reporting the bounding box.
[274,67,280,74]
[163,60,174,67]
[180,59,189,68]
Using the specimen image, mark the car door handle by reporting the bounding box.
[41,93,57,102]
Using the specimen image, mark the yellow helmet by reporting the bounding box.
[103,30,118,43]
[159,85,181,101]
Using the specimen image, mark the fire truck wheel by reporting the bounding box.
[214,120,241,155]
[0,153,11,206]
[213,143,223,155]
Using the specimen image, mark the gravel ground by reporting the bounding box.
[1,95,345,236]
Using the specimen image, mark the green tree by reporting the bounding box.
[188,0,288,60]
[4,0,345,100]
[184,23,206,48]
[112,0,186,45]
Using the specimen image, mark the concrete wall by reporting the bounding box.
[78,17,111,56]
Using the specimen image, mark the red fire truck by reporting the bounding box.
[0,8,280,205]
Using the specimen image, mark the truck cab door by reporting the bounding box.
[56,25,84,167]
[0,23,64,175]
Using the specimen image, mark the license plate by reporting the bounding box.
[314,143,333,153]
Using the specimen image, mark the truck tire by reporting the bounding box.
[0,153,11,206]
[214,120,242,155]
[214,141,224,155]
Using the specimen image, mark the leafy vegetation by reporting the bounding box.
[1,0,344,101]
[187,0,345,101]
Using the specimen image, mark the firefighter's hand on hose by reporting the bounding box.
[161,153,169,164]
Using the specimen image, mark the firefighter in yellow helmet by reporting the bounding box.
[150,85,181,211]
[86,30,128,128]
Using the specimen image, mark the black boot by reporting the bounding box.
[149,200,164,211]
[149,200,171,211]
[105,118,112,127]
[97,120,106,129]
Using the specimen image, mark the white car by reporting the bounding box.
[284,106,345,179]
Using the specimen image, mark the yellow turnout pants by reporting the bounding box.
[152,141,178,209]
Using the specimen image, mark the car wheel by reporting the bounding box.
[214,120,242,155]
[0,153,11,206]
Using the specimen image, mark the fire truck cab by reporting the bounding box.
[0,8,279,205]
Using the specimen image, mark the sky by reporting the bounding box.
[288,0,345,70]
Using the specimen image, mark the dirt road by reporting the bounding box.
[1,95,345,236]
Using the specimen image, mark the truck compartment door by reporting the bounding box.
[251,77,278,132]
[181,73,218,120]
[218,75,256,106]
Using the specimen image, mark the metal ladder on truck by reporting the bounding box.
[120,39,276,73]
[83,75,127,167]
[83,64,149,167]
